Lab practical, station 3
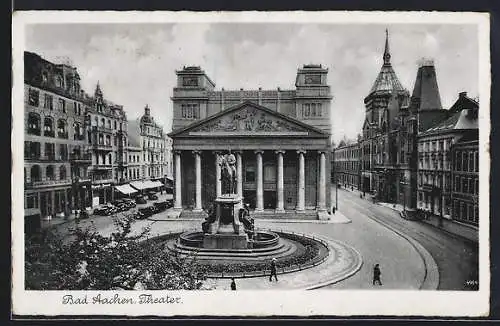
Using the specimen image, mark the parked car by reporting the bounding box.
[93,206,111,216]
[147,192,158,200]
[165,199,174,209]
[112,200,129,212]
[154,201,169,212]
[122,198,136,209]
[135,195,147,204]
[137,205,158,219]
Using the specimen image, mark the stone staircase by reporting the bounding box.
[178,210,207,219]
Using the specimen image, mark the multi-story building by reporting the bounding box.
[138,105,168,181]
[169,64,333,217]
[417,92,479,222]
[333,140,361,190]
[85,83,128,204]
[359,30,419,211]
[24,51,92,230]
[125,129,143,182]
[451,132,479,226]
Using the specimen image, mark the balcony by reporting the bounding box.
[44,130,55,138]
[92,177,114,185]
[27,128,41,136]
[25,178,72,188]
[94,163,113,170]
[70,153,92,164]
[57,131,69,139]
[93,126,113,134]
[73,134,86,141]
[92,143,113,151]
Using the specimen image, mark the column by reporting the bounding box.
[255,150,264,212]
[236,151,243,198]
[193,150,202,212]
[296,150,305,211]
[174,151,182,209]
[50,191,55,216]
[318,151,326,211]
[275,150,285,213]
[214,151,222,197]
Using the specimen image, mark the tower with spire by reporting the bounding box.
[360,29,412,208]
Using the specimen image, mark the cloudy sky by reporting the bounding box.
[25,23,478,143]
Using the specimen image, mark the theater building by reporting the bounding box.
[169,65,333,218]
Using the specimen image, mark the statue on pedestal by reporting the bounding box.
[219,151,237,195]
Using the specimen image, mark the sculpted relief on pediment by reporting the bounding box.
[194,107,306,133]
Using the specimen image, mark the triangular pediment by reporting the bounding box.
[170,101,328,138]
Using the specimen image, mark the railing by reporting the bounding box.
[73,134,86,141]
[92,143,113,150]
[43,131,55,138]
[93,126,114,133]
[57,132,68,139]
[69,153,92,163]
[25,178,72,187]
[27,129,41,136]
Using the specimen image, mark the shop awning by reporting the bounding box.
[115,184,138,195]
[151,180,164,187]
[130,181,148,191]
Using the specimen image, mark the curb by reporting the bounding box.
[417,219,478,246]
[363,210,440,290]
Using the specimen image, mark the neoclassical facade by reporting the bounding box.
[169,65,333,217]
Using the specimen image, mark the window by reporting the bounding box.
[43,94,54,110]
[30,165,41,182]
[59,165,67,180]
[463,152,468,172]
[59,144,68,160]
[114,121,117,130]
[107,119,111,129]
[456,151,462,171]
[43,117,54,137]
[475,152,479,172]
[27,113,41,135]
[25,193,39,209]
[476,179,479,195]
[24,141,41,159]
[44,142,55,160]
[73,123,83,140]
[463,178,468,194]
[57,119,68,138]
[302,103,323,118]
[105,135,111,146]
[28,89,39,106]
[58,98,66,113]
[101,118,105,127]
[181,104,199,119]
[56,75,63,88]
[469,152,474,172]
[74,102,78,115]
[245,165,255,182]
[46,165,55,180]
[78,103,82,116]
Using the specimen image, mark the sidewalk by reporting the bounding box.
[376,201,478,244]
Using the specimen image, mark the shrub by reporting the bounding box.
[25,214,207,290]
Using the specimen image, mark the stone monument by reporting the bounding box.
[202,151,249,249]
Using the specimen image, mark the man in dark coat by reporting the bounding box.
[230,278,236,290]
[269,258,278,282]
[373,264,382,285]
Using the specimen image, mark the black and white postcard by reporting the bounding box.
[11,11,490,317]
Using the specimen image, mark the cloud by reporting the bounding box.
[25,23,478,143]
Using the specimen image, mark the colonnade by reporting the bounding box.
[174,150,327,212]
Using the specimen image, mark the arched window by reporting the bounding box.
[43,117,54,137]
[107,119,111,129]
[57,119,67,138]
[59,165,67,180]
[27,113,41,135]
[46,165,55,181]
[101,118,105,127]
[73,122,82,140]
[30,165,41,182]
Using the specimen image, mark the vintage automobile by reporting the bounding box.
[122,198,137,209]
[147,192,159,200]
[135,195,147,204]
[137,205,158,219]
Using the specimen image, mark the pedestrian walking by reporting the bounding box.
[373,264,382,286]
[269,258,278,282]
[230,278,236,290]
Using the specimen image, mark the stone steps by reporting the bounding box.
[178,210,318,220]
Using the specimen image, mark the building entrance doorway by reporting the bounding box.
[264,190,276,209]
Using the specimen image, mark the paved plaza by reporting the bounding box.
[51,188,449,290]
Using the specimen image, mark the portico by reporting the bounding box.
[169,101,332,217]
